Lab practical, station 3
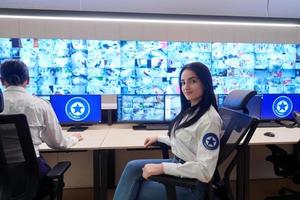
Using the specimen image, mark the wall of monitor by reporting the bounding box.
[1,18,300,100]
[1,17,299,187]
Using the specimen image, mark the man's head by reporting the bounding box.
[0,59,29,87]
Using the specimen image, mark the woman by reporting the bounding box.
[113,62,223,200]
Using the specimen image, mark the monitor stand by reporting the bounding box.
[67,125,89,132]
[133,123,169,130]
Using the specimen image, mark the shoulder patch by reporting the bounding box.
[202,133,219,150]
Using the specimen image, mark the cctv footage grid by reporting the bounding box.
[0,38,300,95]
[117,94,181,122]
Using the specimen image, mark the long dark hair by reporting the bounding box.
[168,62,218,136]
[0,59,29,86]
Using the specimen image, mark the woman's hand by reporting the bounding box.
[72,133,83,141]
[142,163,164,179]
[144,136,158,148]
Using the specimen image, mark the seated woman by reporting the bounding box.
[113,62,223,200]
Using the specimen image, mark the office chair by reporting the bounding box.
[149,90,259,200]
[0,114,71,200]
[222,90,257,114]
[265,141,300,200]
[0,88,3,112]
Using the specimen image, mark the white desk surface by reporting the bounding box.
[249,127,300,145]
[39,124,300,151]
[103,125,300,148]
[101,124,167,149]
[39,125,110,151]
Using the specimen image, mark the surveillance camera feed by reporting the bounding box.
[117,94,165,122]
[0,38,300,122]
[117,94,181,122]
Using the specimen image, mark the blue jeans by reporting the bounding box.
[113,159,208,200]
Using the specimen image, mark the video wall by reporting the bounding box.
[0,38,300,95]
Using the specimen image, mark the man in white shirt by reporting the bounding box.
[0,59,83,199]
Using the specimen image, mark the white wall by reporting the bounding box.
[0,18,300,43]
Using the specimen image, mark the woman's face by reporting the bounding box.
[181,69,204,106]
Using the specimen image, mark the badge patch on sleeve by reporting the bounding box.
[202,133,219,150]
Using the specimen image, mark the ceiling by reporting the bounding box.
[0,0,300,19]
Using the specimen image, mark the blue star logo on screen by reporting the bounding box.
[65,97,90,121]
[202,133,219,150]
[272,96,293,118]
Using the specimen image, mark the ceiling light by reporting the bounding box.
[0,9,299,28]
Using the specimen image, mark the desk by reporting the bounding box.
[250,127,300,145]
[100,124,167,200]
[238,127,300,200]
[101,124,167,149]
[102,126,300,200]
[39,125,109,200]
[40,125,300,200]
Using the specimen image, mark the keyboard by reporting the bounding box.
[145,124,169,130]
[257,121,281,128]
[133,124,169,130]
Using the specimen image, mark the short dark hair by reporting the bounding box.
[168,62,218,136]
[0,59,29,86]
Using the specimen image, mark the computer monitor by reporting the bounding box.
[165,94,181,121]
[50,95,101,131]
[117,94,165,123]
[217,94,228,107]
[117,94,181,130]
[260,94,300,120]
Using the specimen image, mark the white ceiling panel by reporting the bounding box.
[81,0,268,17]
[268,0,300,18]
[0,0,81,11]
[0,0,299,19]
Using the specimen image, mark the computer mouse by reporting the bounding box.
[264,132,275,137]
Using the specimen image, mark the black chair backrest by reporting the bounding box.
[0,88,4,113]
[217,107,259,165]
[223,90,257,114]
[0,114,39,200]
[211,107,258,200]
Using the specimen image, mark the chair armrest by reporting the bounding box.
[152,142,170,159]
[47,161,71,179]
[149,174,198,188]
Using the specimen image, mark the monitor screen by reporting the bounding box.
[1,38,300,96]
[260,94,300,120]
[165,94,181,121]
[117,94,181,123]
[37,95,50,101]
[117,94,165,122]
[217,94,228,107]
[50,95,101,125]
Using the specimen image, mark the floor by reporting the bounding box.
[63,178,300,200]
